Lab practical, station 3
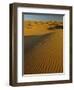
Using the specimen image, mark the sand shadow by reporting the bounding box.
[24,32,54,53]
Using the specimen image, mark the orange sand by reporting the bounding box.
[24,21,63,74]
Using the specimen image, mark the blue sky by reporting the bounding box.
[24,13,63,21]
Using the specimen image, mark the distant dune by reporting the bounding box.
[24,20,63,36]
[24,20,63,74]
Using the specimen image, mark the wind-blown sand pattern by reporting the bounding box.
[24,21,63,74]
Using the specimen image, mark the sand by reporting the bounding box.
[24,21,63,74]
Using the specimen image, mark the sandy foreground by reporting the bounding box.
[24,21,63,74]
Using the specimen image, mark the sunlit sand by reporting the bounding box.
[24,20,63,74]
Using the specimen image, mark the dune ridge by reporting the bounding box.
[24,20,63,74]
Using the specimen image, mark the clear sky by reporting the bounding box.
[24,13,63,22]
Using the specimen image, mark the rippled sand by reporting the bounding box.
[24,21,63,74]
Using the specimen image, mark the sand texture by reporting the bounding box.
[24,21,63,74]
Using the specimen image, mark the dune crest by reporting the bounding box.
[24,20,63,74]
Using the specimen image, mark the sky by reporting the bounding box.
[24,13,64,22]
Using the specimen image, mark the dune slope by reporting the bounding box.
[24,29,63,74]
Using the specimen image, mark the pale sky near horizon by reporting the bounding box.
[24,13,64,21]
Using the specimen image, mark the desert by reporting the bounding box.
[24,20,63,74]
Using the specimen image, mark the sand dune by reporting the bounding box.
[24,20,63,35]
[24,21,63,74]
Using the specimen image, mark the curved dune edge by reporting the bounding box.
[24,30,63,74]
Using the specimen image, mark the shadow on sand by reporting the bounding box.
[24,32,54,53]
